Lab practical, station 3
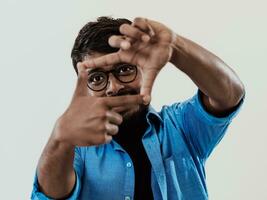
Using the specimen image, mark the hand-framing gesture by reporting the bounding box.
[81,17,175,104]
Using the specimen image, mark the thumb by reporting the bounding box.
[140,69,158,105]
[73,62,89,97]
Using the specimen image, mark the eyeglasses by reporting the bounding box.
[87,64,138,91]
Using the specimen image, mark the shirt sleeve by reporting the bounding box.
[30,147,84,200]
[167,90,244,160]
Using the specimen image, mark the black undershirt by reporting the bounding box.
[113,109,154,200]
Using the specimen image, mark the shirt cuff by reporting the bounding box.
[189,90,245,125]
[31,171,80,200]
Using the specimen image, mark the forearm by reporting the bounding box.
[37,120,76,199]
[170,34,245,109]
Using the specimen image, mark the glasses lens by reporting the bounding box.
[87,71,107,91]
[115,64,137,83]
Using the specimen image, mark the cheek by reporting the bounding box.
[127,77,142,91]
[132,72,142,88]
[88,90,105,97]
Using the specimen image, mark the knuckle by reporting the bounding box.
[105,111,113,121]
[134,17,142,23]
[113,125,119,134]
[78,69,87,80]
[106,122,119,135]
[94,107,108,118]
[97,110,107,119]
[98,124,107,133]
[104,134,112,143]
[117,115,123,124]
[120,24,128,31]
[98,98,108,108]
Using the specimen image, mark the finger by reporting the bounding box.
[120,23,150,42]
[140,69,159,104]
[132,17,155,37]
[108,35,132,50]
[73,62,89,97]
[100,134,113,144]
[104,95,144,107]
[105,122,119,136]
[82,52,124,69]
[104,134,113,143]
[106,110,123,125]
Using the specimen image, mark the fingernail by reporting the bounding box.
[143,95,151,105]
[121,41,130,49]
[142,35,150,42]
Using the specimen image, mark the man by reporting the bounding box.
[31,17,245,200]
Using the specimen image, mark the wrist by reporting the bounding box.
[169,33,184,66]
[51,116,75,150]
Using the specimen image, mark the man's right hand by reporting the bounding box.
[53,63,144,147]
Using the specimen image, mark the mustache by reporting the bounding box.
[114,89,139,96]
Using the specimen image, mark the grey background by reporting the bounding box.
[0,0,266,199]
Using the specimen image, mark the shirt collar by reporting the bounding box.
[145,104,163,124]
[111,104,162,151]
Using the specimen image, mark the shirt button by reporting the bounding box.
[126,162,132,168]
[125,196,131,200]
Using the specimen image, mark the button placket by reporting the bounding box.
[126,162,132,168]
[123,154,135,200]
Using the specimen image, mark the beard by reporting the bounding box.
[117,102,149,138]
[120,103,149,123]
[113,88,149,125]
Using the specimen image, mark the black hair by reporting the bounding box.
[71,16,132,74]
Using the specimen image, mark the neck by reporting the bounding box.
[114,106,149,143]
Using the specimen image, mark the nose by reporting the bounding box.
[105,73,125,96]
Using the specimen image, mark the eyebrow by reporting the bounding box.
[87,67,106,73]
[86,63,127,73]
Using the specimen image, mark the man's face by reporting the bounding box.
[84,52,148,121]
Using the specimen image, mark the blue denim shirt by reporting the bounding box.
[31,91,243,200]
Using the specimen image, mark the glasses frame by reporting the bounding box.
[87,64,138,92]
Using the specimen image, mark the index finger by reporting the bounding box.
[140,70,158,103]
[82,52,124,69]
[132,17,155,37]
[102,95,144,107]
[73,62,89,97]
